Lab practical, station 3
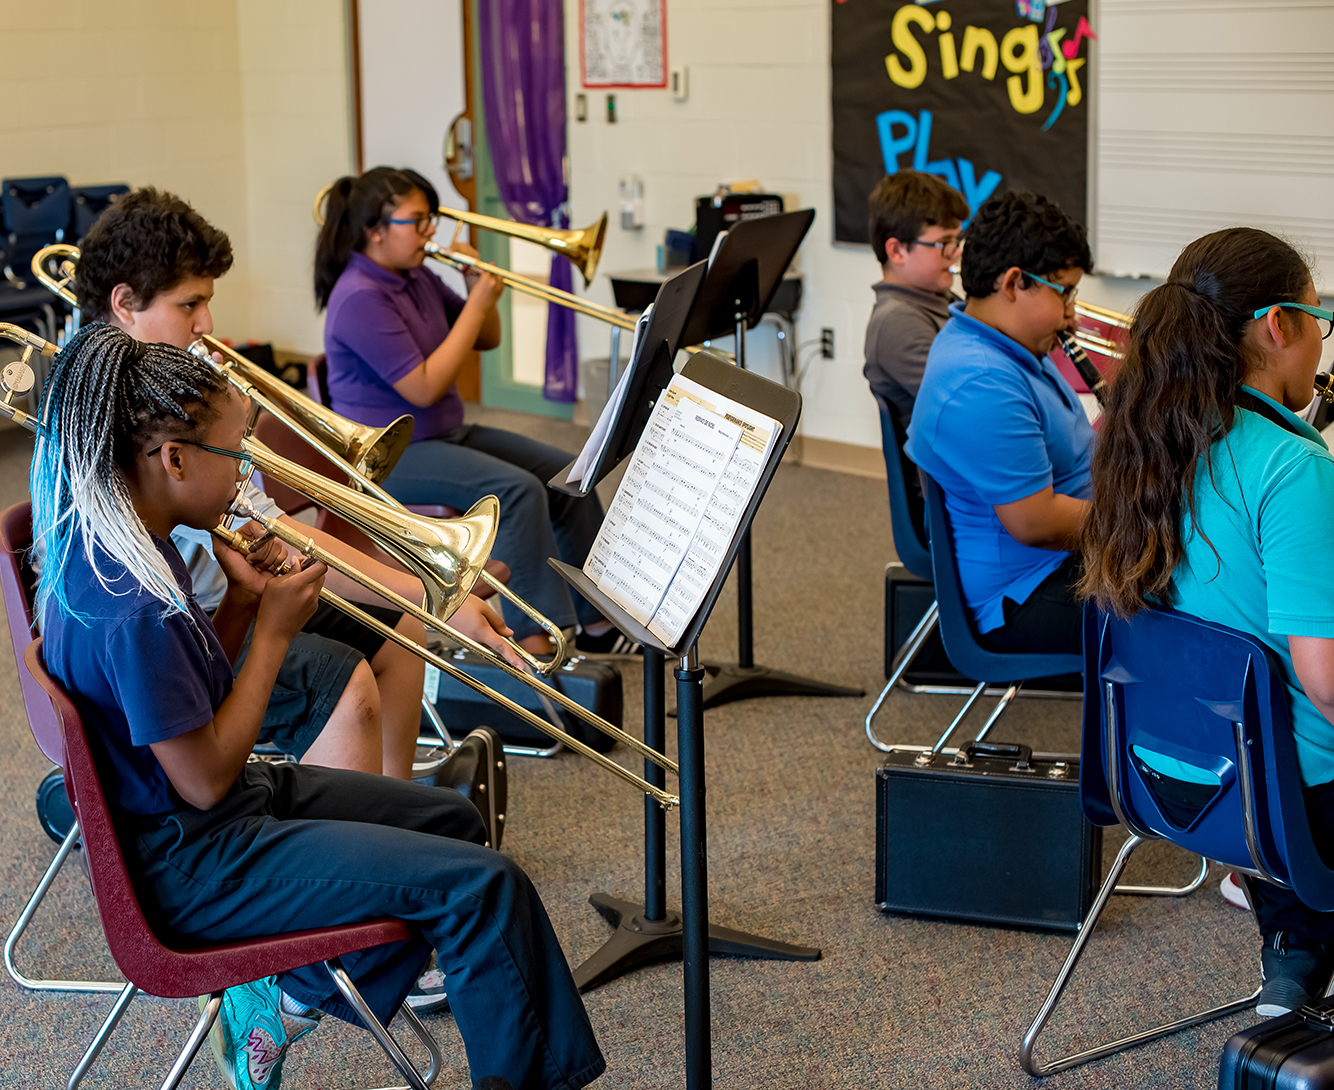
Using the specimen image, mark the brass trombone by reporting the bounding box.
[31,245,570,674]
[312,185,637,333]
[0,323,680,807]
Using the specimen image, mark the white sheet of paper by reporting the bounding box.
[565,305,654,489]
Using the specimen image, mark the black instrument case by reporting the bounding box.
[1219,1000,1334,1089]
[427,649,622,753]
[876,742,1101,932]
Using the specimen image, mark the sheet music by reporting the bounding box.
[566,305,654,492]
[584,373,781,645]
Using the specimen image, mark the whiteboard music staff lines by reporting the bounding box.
[582,372,782,649]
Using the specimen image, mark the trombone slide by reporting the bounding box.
[213,524,679,809]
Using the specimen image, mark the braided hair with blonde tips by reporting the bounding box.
[31,322,230,623]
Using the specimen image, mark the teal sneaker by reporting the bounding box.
[217,976,312,1090]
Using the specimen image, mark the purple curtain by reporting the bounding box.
[479,0,577,403]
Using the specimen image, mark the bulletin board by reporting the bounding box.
[832,0,1094,245]
[581,0,668,88]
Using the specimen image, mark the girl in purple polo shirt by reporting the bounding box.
[315,167,638,657]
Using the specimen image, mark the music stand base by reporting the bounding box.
[665,662,864,713]
[573,893,821,993]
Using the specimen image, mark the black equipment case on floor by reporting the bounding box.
[876,742,1101,932]
[428,649,622,753]
[415,726,507,851]
[1219,1000,1334,1088]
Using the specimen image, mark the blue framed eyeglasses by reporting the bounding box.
[386,213,439,234]
[1253,302,1334,341]
[1023,270,1079,305]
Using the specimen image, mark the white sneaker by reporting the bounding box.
[1221,872,1250,909]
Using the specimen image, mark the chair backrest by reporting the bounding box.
[70,184,130,241]
[22,637,414,997]
[1081,604,1334,911]
[0,502,63,765]
[2,176,71,265]
[920,471,1084,683]
[874,394,931,581]
[306,354,331,407]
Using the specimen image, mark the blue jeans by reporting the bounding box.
[127,762,605,1090]
[383,424,605,639]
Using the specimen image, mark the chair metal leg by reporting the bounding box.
[866,603,939,751]
[6,821,123,994]
[420,697,455,750]
[67,982,139,1090]
[325,957,436,1089]
[913,680,987,765]
[159,991,220,1090]
[970,681,1022,746]
[1020,835,1257,1077]
[1116,852,1211,897]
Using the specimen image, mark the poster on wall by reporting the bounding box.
[832,0,1094,245]
[581,0,668,88]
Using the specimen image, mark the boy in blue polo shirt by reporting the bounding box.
[906,191,1093,654]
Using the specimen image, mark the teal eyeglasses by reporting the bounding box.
[1023,270,1078,305]
[1253,302,1334,340]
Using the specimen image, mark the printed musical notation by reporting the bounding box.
[584,374,781,647]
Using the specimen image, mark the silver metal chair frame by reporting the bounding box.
[4,822,123,995]
[1019,687,1263,1077]
[70,958,444,1090]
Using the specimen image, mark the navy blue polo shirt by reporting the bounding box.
[41,535,233,815]
[906,304,1095,633]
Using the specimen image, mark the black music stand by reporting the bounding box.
[551,351,820,1090]
[676,210,863,710]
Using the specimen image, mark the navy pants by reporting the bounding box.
[126,762,606,1090]
[1243,777,1334,950]
[383,424,605,639]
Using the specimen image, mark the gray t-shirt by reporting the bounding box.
[862,281,956,428]
[170,480,285,613]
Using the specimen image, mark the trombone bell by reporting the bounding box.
[437,208,608,288]
[241,436,497,621]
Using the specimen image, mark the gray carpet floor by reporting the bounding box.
[0,405,1264,1089]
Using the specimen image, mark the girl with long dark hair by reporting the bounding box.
[1082,227,1334,1016]
[316,167,634,656]
[34,322,605,1090]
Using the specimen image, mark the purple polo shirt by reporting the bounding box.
[323,251,468,441]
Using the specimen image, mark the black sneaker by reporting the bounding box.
[1258,932,1332,1017]
[575,628,643,656]
[406,967,450,1015]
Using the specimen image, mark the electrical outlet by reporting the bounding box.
[820,328,834,359]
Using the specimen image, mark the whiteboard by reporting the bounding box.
[1093,0,1334,290]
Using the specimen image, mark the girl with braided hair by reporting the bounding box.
[34,323,606,1090]
[1081,227,1334,1018]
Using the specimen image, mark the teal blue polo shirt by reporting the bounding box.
[1172,386,1334,786]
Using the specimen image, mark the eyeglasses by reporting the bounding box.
[911,234,963,259]
[145,439,253,475]
[1024,270,1079,306]
[1253,302,1334,341]
[386,213,439,235]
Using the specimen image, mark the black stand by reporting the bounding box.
[690,305,864,711]
[551,352,821,1089]
[572,645,821,994]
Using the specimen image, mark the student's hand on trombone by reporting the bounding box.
[450,595,524,669]
[211,520,294,604]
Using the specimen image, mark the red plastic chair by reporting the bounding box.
[1,501,124,997]
[24,638,443,1090]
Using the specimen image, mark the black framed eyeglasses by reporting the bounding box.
[1024,270,1079,305]
[910,234,963,259]
[386,213,440,235]
[145,439,253,474]
[1253,302,1334,341]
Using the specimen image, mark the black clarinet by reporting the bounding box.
[1058,331,1109,408]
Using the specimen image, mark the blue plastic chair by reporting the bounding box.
[864,397,942,750]
[911,471,1084,760]
[70,184,129,241]
[1020,604,1334,1076]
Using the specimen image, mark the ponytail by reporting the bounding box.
[1079,228,1312,617]
[31,323,229,623]
[314,166,441,309]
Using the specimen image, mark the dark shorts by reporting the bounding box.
[236,600,403,759]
